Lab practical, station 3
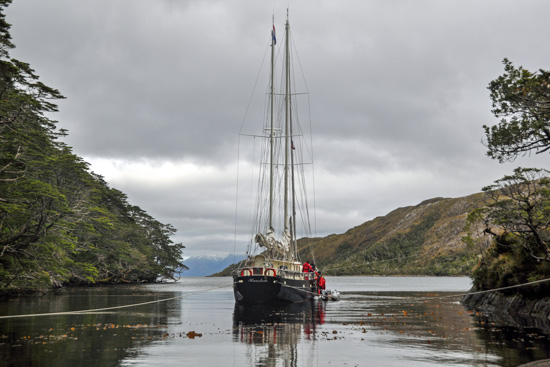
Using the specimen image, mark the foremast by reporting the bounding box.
[269,16,275,231]
[284,13,301,260]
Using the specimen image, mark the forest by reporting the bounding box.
[0,0,185,295]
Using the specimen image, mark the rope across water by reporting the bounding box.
[0,284,232,320]
[417,276,550,301]
[279,275,550,302]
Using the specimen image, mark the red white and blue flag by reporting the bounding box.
[272,25,276,45]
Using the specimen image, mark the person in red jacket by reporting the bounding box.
[317,272,326,294]
[302,261,313,273]
[317,272,327,291]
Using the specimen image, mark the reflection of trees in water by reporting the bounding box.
[353,293,483,347]
[0,288,180,367]
[233,301,326,366]
[347,291,550,367]
[469,313,550,367]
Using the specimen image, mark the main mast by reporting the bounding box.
[269,18,275,230]
[283,15,290,237]
[286,17,298,256]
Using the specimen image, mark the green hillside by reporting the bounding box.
[297,195,486,276]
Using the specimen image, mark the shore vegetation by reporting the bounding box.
[0,0,185,295]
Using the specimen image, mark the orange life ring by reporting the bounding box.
[241,268,252,277]
[265,268,277,277]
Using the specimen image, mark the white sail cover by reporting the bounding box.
[280,229,291,254]
[254,228,290,257]
[255,228,275,249]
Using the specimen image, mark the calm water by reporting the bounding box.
[1,277,550,367]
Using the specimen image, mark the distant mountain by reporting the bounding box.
[217,193,487,277]
[180,254,245,277]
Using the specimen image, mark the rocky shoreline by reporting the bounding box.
[461,290,550,330]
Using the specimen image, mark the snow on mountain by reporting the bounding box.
[180,254,245,277]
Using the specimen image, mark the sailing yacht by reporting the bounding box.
[232,14,319,304]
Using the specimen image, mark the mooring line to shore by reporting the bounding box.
[0,283,233,320]
[276,273,550,303]
[261,275,550,301]
[439,277,550,299]
[383,276,550,303]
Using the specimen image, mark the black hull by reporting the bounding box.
[233,275,317,304]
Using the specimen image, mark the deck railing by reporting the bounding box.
[234,267,317,281]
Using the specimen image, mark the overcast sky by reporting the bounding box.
[6,0,550,258]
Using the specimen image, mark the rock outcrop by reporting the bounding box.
[462,291,550,329]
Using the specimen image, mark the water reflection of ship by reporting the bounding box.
[233,300,326,346]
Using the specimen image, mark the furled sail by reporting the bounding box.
[254,227,290,257]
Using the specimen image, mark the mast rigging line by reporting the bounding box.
[235,39,273,261]
[239,133,307,141]
[286,26,317,261]
[234,16,317,266]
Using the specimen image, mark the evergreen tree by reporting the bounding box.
[484,59,550,163]
[0,0,186,293]
[468,58,550,295]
